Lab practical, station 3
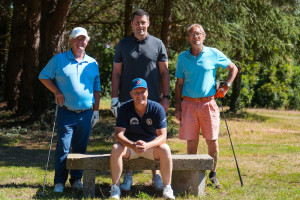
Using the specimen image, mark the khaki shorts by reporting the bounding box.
[179,99,220,140]
[127,147,155,161]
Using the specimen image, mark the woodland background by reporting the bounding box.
[0,0,299,118]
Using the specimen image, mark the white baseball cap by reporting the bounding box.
[70,27,90,40]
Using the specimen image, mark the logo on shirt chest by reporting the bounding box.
[130,117,139,125]
[146,118,152,125]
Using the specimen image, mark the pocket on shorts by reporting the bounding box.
[208,100,219,116]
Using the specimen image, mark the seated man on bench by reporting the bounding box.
[109,78,175,200]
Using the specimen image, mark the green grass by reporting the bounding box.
[0,100,299,199]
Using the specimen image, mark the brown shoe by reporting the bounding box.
[210,177,221,189]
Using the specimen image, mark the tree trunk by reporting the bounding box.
[230,66,241,112]
[161,0,172,55]
[124,0,133,37]
[0,0,12,99]
[18,0,41,114]
[5,0,27,111]
[33,0,71,115]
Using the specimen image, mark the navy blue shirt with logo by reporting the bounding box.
[116,99,167,142]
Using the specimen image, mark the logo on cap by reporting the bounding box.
[131,78,148,91]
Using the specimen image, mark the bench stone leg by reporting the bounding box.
[172,170,206,196]
[83,170,96,198]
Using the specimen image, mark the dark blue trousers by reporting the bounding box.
[54,107,92,185]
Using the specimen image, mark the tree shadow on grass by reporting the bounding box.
[34,186,84,200]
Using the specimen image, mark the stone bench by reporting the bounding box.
[66,153,213,198]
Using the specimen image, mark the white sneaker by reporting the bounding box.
[152,174,164,191]
[163,185,175,200]
[71,179,83,191]
[53,183,64,193]
[120,173,132,191]
[110,184,121,200]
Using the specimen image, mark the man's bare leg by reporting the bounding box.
[153,144,172,186]
[110,143,130,185]
[187,138,199,154]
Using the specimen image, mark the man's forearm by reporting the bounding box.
[111,73,120,98]
[115,133,135,149]
[39,79,60,94]
[111,62,123,98]
[159,62,170,95]
[93,91,101,110]
[226,62,238,85]
[161,70,170,95]
[175,79,183,110]
[146,134,166,149]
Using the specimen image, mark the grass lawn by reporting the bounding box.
[0,98,299,199]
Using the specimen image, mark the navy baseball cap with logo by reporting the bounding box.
[131,78,148,91]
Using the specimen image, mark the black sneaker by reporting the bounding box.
[210,177,221,189]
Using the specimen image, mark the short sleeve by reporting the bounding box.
[175,54,184,78]
[155,105,167,129]
[38,55,58,79]
[116,104,128,128]
[113,41,122,63]
[215,49,231,69]
[157,41,168,62]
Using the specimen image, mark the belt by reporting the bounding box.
[183,96,214,103]
[62,105,90,113]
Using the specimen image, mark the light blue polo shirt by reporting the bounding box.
[175,46,231,98]
[39,49,101,110]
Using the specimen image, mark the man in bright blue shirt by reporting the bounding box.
[175,24,238,188]
[39,27,101,193]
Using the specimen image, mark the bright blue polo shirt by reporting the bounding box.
[39,49,101,110]
[175,46,231,98]
[116,100,167,142]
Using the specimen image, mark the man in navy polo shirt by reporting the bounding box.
[111,8,170,192]
[39,27,101,193]
[109,78,175,200]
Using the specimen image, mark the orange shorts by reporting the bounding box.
[179,99,220,140]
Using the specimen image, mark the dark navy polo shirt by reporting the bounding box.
[113,34,168,103]
[116,99,167,142]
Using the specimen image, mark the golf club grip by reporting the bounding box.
[219,99,244,187]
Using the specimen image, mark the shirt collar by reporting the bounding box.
[187,45,207,58]
[131,33,150,43]
[67,49,88,62]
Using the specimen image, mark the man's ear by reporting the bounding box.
[130,91,133,98]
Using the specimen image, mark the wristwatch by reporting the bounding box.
[163,94,170,100]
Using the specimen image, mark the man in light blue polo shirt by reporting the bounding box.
[175,24,238,188]
[39,27,101,193]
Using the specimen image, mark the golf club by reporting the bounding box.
[40,103,59,196]
[219,99,244,187]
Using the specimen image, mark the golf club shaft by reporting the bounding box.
[42,104,59,194]
[220,99,244,187]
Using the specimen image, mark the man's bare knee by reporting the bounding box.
[111,143,125,155]
[154,144,171,160]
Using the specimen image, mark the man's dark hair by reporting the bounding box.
[131,9,150,21]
